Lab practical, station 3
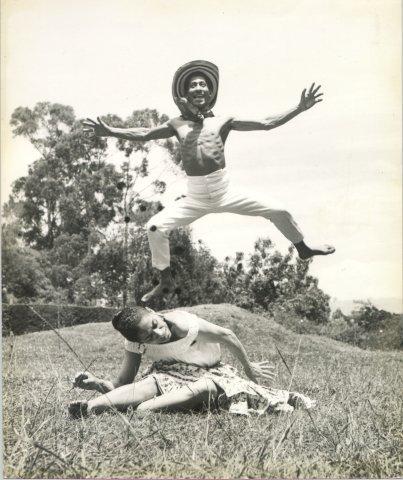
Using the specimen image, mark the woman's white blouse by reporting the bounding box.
[124,310,221,368]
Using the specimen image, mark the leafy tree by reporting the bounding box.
[8,102,122,249]
[332,308,349,321]
[351,300,393,330]
[4,104,182,305]
[1,223,57,302]
[4,102,330,321]
[85,199,229,309]
[99,109,181,305]
[220,238,331,323]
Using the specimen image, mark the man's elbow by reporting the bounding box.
[262,119,276,130]
[142,131,152,141]
[127,128,150,141]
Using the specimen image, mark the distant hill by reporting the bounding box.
[330,297,403,314]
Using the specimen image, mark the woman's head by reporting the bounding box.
[112,307,172,345]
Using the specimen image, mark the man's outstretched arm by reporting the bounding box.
[83,117,176,141]
[231,83,323,132]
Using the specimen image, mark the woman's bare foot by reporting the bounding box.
[294,241,335,260]
[141,267,175,303]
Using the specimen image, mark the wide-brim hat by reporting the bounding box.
[172,60,219,111]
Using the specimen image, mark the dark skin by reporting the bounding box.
[83,77,334,301]
[71,311,276,416]
[83,77,323,177]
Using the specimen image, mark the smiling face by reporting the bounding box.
[136,312,172,345]
[186,74,211,108]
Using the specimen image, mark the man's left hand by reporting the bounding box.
[299,83,323,111]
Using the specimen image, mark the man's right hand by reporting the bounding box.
[82,117,113,137]
[174,97,200,118]
[73,371,100,391]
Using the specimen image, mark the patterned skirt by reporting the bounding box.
[142,361,316,416]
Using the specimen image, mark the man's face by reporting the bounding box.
[186,75,210,108]
[136,312,172,345]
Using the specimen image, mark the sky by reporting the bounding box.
[1,0,401,311]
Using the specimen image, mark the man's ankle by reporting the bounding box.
[294,240,307,252]
[160,267,174,283]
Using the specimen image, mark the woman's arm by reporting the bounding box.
[73,350,141,393]
[196,319,275,383]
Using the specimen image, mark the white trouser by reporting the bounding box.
[146,168,304,270]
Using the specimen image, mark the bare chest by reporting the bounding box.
[173,117,230,148]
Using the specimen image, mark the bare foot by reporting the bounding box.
[141,267,176,303]
[288,392,316,410]
[295,241,335,260]
[141,281,174,303]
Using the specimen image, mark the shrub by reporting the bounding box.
[351,300,393,330]
[2,304,118,336]
[332,314,402,351]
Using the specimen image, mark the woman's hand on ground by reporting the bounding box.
[247,361,276,383]
[73,371,100,391]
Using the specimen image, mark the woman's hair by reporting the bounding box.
[111,306,149,342]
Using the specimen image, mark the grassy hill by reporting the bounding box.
[3,304,402,478]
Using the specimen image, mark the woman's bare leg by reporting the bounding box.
[87,377,159,414]
[137,378,218,413]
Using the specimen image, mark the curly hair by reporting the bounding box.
[111,306,149,342]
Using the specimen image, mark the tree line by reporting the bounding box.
[3,102,337,322]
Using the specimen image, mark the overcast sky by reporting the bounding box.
[1,0,401,310]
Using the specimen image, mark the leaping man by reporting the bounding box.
[83,60,335,302]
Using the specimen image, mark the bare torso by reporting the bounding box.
[170,116,233,176]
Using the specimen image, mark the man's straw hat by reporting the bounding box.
[172,60,219,111]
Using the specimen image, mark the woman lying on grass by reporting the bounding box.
[68,307,315,418]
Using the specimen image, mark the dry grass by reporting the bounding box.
[3,304,403,478]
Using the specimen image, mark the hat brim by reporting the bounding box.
[172,60,219,111]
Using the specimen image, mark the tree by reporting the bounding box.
[5,104,183,305]
[351,300,393,330]
[99,109,181,306]
[220,238,331,323]
[8,102,123,250]
[85,198,229,309]
[1,223,57,303]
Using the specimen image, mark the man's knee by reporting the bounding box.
[266,208,292,221]
[273,208,291,217]
[146,218,162,235]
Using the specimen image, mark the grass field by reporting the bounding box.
[3,304,403,479]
